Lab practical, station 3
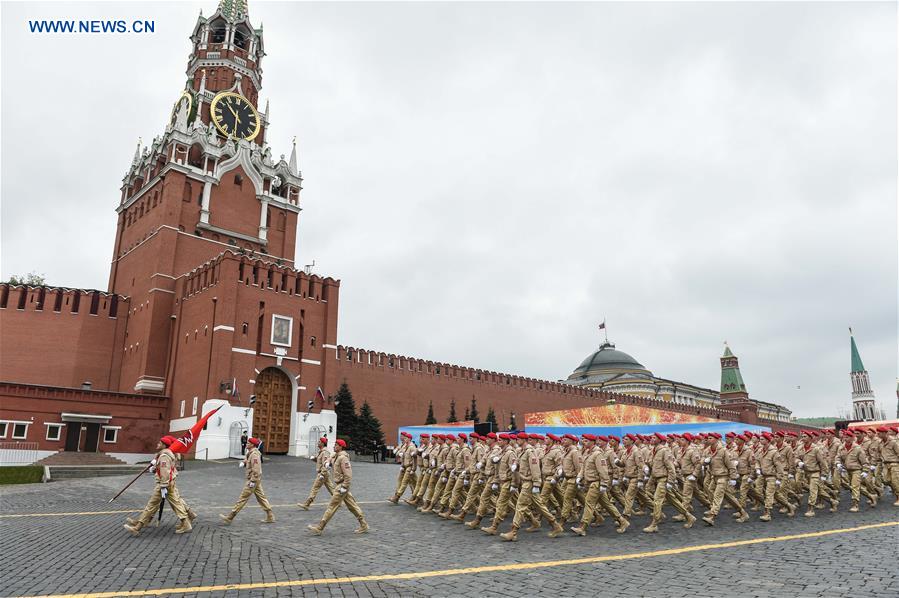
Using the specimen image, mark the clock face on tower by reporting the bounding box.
[210,92,261,141]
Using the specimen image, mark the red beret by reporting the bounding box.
[445,434,455,441]
[547,433,560,442]
[498,433,508,440]
[891,426,899,432]
[761,432,773,440]
[160,435,177,446]
[667,434,679,441]
[596,435,608,442]
[401,432,412,438]
[714,433,723,439]
[319,437,329,445]
[876,427,889,433]
[335,439,347,448]
[681,433,693,441]
[653,432,666,441]
[564,434,578,441]
[742,433,754,441]
[485,432,497,439]
[775,431,786,437]
[725,432,735,438]
[248,437,261,446]
[582,433,596,441]
[516,432,528,439]
[420,433,430,438]
[625,433,637,441]
[608,435,620,442]
[457,433,467,440]
[529,433,543,440]
[788,431,798,438]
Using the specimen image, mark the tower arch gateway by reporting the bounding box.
[252,367,294,453]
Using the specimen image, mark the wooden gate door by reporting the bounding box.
[253,368,292,453]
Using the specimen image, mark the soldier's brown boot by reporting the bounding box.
[892,498,899,507]
[759,509,771,521]
[387,495,399,504]
[849,501,859,512]
[683,513,697,529]
[569,525,587,537]
[306,523,323,536]
[125,516,138,526]
[188,509,198,522]
[500,526,519,542]
[297,501,311,511]
[702,515,715,526]
[671,514,685,522]
[869,496,877,508]
[480,521,499,535]
[616,518,629,534]
[464,516,483,529]
[261,510,275,523]
[804,508,815,517]
[404,496,419,506]
[175,518,192,534]
[450,512,466,522]
[642,522,659,533]
[219,512,235,525]
[354,521,370,534]
[123,521,143,536]
[736,510,750,523]
[524,520,541,533]
[548,521,565,538]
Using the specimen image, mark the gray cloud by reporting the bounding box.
[2,1,895,417]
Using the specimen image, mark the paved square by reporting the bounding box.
[2,457,897,597]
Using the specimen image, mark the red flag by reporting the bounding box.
[315,386,325,402]
[169,405,223,454]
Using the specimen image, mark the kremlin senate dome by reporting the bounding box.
[567,341,654,385]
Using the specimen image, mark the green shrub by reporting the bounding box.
[0,466,44,484]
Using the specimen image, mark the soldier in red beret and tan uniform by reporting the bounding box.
[701,434,749,526]
[570,434,629,536]
[499,433,565,541]
[877,427,899,506]
[644,433,694,533]
[388,432,416,504]
[124,436,192,536]
[299,437,335,510]
[307,439,368,535]
[220,437,275,524]
[836,432,877,512]
[480,433,518,535]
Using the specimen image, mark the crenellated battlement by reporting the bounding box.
[0,284,128,319]
[178,249,339,301]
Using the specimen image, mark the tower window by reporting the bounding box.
[310,336,316,347]
[234,174,243,187]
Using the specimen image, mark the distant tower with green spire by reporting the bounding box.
[719,343,749,402]
[849,328,876,421]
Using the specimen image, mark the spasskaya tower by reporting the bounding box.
[105,0,339,454]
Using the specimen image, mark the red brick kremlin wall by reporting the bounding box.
[330,345,816,438]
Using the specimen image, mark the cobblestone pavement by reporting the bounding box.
[2,457,897,597]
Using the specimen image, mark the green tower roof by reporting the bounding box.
[720,344,747,394]
[850,332,866,373]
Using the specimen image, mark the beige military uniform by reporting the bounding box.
[705,443,743,517]
[459,441,487,515]
[473,444,503,520]
[621,444,650,515]
[559,445,583,521]
[680,443,708,512]
[301,445,335,507]
[837,442,876,506]
[510,444,558,530]
[578,446,626,531]
[224,445,273,521]
[315,451,367,531]
[445,443,473,513]
[880,435,899,501]
[392,441,417,501]
[648,444,689,526]
[486,445,517,527]
[135,448,189,526]
[539,443,565,512]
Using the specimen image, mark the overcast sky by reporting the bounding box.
[2,1,896,418]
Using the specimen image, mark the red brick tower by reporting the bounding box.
[107,0,339,454]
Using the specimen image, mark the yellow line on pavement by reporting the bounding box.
[0,501,388,519]
[22,520,899,598]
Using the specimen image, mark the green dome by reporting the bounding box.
[567,342,653,383]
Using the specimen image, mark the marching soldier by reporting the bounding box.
[571,434,629,536]
[406,433,432,505]
[499,433,565,540]
[836,431,877,511]
[431,433,461,514]
[559,434,584,523]
[388,432,416,504]
[480,433,517,535]
[307,439,369,535]
[124,435,192,536]
[675,433,707,520]
[877,426,899,505]
[220,437,275,524]
[299,437,335,510]
[419,434,448,512]
[441,433,472,517]
[643,433,694,532]
[539,434,565,515]
[795,429,837,516]
[621,434,649,516]
[451,433,486,521]
[465,432,502,529]
[701,433,748,525]
[757,432,794,520]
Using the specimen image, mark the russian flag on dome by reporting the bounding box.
[169,405,223,454]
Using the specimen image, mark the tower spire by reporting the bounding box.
[719,342,748,402]
[848,327,876,421]
[289,136,298,175]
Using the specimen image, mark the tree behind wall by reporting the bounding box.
[486,406,497,428]
[469,397,479,423]
[425,401,436,425]
[334,382,358,441]
[447,399,458,423]
[356,401,385,453]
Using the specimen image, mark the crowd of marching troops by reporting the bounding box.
[122,424,897,539]
[387,425,899,541]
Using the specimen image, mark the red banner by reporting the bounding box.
[169,405,223,454]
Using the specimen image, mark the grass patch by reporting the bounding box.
[0,466,44,484]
